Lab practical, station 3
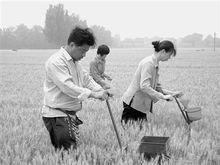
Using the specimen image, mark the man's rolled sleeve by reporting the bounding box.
[82,69,103,92]
[46,61,92,100]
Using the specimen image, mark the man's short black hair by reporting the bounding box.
[97,44,110,56]
[68,26,96,46]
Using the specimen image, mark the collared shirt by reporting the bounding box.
[122,54,164,113]
[42,47,102,117]
[89,55,107,87]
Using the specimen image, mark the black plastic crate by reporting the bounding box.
[138,136,170,160]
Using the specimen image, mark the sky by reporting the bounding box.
[0,0,219,39]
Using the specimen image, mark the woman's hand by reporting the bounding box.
[103,83,111,90]
[107,77,112,81]
[163,94,173,101]
[106,76,112,81]
[172,91,184,98]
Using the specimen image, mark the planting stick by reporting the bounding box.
[106,99,122,150]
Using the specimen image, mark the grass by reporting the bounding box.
[0,48,220,164]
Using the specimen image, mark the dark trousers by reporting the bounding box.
[43,116,80,150]
[121,102,147,126]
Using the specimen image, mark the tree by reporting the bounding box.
[215,37,220,48]
[121,38,135,48]
[14,24,30,48]
[0,29,2,48]
[44,4,87,47]
[180,33,203,47]
[27,25,56,49]
[90,25,113,47]
[112,34,121,48]
[133,38,145,48]
[0,27,17,49]
[203,35,213,47]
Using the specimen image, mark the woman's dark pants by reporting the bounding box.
[121,102,147,127]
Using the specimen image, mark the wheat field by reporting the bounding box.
[0,48,220,165]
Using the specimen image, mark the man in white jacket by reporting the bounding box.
[42,27,108,150]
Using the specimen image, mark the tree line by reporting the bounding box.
[0,4,219,50]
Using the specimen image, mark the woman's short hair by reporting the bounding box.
[68,26,96,46]
[97,44,110,56]
[152,40,176,56]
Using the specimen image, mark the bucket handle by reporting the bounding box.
[174,96,191,124]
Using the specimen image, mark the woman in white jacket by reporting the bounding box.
[121,40,183,126]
